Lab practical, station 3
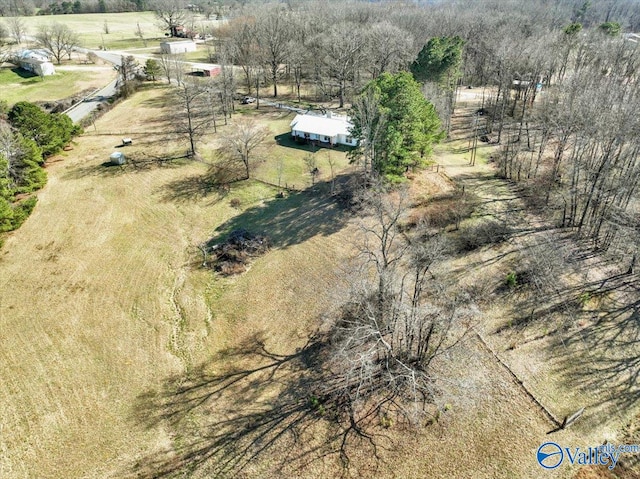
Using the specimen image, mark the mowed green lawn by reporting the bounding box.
[0,65,116,106]
[234,106,354,189]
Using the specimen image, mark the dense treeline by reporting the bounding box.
[2,0,640,25]
[210,0,640,104]
[0,102,78,233]
[469,23,640,257]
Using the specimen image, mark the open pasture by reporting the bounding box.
[0,85,360,478]
[7,12,223,50]
[0,84,594,479]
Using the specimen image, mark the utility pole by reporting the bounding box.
[470,115,479,166]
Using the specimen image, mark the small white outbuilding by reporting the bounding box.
[109,152,126,165]
[160,40,197,54]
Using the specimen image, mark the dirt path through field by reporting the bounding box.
[431,102,640,475]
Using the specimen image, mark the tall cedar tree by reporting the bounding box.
[410,36,465,87]
[8,102,76,158]
[0,126,46,232]
[351,72,443,181]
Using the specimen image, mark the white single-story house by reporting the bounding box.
[290,112,357,147]
[160,40,197,55]
[12,50,55,76]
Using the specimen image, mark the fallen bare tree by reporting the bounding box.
[319,186,477,430]
[197,227,269,275]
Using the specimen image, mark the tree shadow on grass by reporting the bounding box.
[61,153,192,180]
[205,176,353,249]
[547,272,640,426]
[130,333,391,479]
[274,133,355,154]
[159,170,228,204]
[158,160,246,204]
[139,90,172,109]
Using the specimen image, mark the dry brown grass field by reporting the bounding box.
[0,85,638,478]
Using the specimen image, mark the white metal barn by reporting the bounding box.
[160,40,197,54]
[14,50,55,76]
[290,112,357,147]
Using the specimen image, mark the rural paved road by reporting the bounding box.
[64,50,121,124]
[65,78,118,124]
[64,48,222,124]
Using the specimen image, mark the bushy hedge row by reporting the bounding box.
[0,101,80,235]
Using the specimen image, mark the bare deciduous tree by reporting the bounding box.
[174,78,213,157]
[365,22,414,78]
[214,46,236,119]
[153,0,187,37]
[322,187,475,428]
[135,22,147,47]
[0,22,7,43]
[275,156,284,187]
[0,121,22,183]
[87,51,99,64]
[159,53,185,85]
[0,24,9,64]
[312,23,366,108]
[6,17,27,45]
[219,15,259,95]
[255,5,291,98]
[220,119,268,180]
[303,153,318,186]
[287,41,308,103]
[35,22,80,65]
[349,87,386,178]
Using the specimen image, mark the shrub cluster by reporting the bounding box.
[456,219,511,251]
[210,229,269,276]
[0,102,80,236]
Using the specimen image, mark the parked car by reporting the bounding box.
[241,96,256,104]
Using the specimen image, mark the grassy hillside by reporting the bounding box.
[12,12,164,49]
[1,85,634,479]
[0,86,357,478]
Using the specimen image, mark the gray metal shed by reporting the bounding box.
[109,152,126,165]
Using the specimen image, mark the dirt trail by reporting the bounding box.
[432,106,568,422]
[432,101,640,469]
